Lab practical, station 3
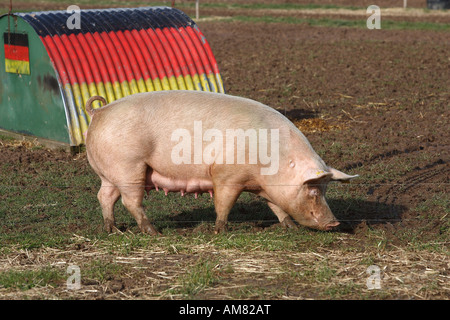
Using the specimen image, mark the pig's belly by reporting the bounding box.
[145,169,214,198]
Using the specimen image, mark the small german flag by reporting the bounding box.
[4,32,30,75]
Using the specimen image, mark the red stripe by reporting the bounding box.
[144,28,174,79]
[167,27,190,78]
[4,44,29,62]
[75,33,104,85]
[131,29,159,81]
[52,35,79,87]
[169,27,198,78]
[82,32,113,85]
[138,29,166,81]
[93,32,120,85]
[178,27,205,78]
[185,26,213,75]
[68,34,94,85]
[192,26,221,75]
[60,34,86,84]
[99,31,127,85]
[41,35,70,85]
[159,27,182,78]
[113,30,141,82]
[124,30,151,81]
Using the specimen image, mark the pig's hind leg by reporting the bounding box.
[97,178,121,233]
[115,164,159,235]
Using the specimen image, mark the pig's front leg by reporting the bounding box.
[267,201,298,229]
[213,184,243,234]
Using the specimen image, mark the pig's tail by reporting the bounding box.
[86,96,107,117]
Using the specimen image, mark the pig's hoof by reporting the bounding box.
[140,222,160,235]
[281,217,298,230]
[214,220,228,234]
[104,221,116,233]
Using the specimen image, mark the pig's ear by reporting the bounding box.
[303,169,333,185]
[328,167,359,183]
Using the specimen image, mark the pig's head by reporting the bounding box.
[267,164,358,231]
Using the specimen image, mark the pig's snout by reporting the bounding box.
[324,220,340,231]
[309,211,340,231]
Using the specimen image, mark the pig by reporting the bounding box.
[85,91,357,235]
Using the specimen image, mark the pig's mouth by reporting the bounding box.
[309,211,340,231]
[323,220,340,231]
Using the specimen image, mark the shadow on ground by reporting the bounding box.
[155,198,407,234]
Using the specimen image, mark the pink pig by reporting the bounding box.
[85,91,357,234]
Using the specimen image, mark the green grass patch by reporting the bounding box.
[194,2,361,11]
[82,259,128,284]
[228,15,450,32]
[172,257,222,298]
[0,267,64,290]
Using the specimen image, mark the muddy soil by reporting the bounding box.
[2,19,447,241]
[202,20,449,237]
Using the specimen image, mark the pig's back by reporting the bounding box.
[95,91,291,131]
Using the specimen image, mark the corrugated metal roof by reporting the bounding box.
[15,7,224,145]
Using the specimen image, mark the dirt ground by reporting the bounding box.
[201,19,449,237]
[0,2,448,300]
[2,19,447,240]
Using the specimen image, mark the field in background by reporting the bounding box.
[0,0,448,299]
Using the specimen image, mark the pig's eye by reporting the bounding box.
[308,187,320,197]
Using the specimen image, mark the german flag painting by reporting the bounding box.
[4,33,30,75]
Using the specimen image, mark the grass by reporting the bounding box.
[173,257,222,298]
[227,15,450,32]
[0,267,64,290]
[0,0,364,14]
[0,135,448,299]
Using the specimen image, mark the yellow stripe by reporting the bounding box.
[88,82,99,97]
[80,82,92,121]
[64,84,86,145]
[144,79,155,92]
[199,74,210,91]
[129,79,140,95]
[113,82,124,100]
[168,76,179,90]
[71,83,90,137]
[160,77,171,91]
[136,78,147,93]
[5,58,30,75]
[207,74,218,93]
[191,74,203,91]
[104,82,116,103]
[63,83,83,146]
[86,82,107,118]
[88,82,108,110]
[176,75,187,90]
[152,78,163,91]
[183,75,195,91]
[121,81,132,97]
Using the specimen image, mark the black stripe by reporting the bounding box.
[3,32,29,47]
[18,7,194,37]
